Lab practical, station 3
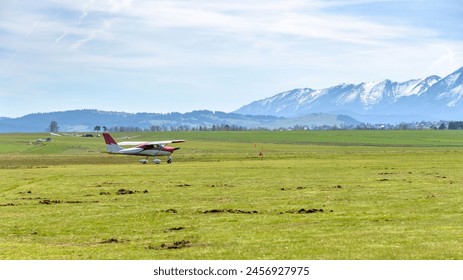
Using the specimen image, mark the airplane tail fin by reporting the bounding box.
[102,133,123,153]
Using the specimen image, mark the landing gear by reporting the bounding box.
[138,156,173,164]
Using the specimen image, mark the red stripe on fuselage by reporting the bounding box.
[162,146,179,153]
[136,143,179,153]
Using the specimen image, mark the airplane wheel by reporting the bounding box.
[167,159,172,164]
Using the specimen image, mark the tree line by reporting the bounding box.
[108,124,250,132]
[448,121,463,130]
[47,120,463,132]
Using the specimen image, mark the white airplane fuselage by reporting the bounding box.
[102,133,184,164]
[110,146,175,157]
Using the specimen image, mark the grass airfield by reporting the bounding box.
[1,130,463,259]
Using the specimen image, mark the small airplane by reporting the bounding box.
[102,132,185,164]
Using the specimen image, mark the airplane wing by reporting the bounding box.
[118,140,186,146]
[147,140,186,145]
[117,141,147,146]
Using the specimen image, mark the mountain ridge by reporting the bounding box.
[234,67,463,122]
[0,109,360,132]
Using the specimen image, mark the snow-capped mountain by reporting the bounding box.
[235,67,463,122]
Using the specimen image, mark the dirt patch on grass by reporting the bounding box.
[286,208,331,214]
[115,189,149,195]
[0,203,15,207]
[210,183,234,188]
[164,227,185,233]
[116,189,137,195]
[202,209,258,214]
[281,186,310,191]
[18,191,33,194]
[164,209,178,214]
[18,197,43,200]
[100,238,122,244]
[65,200,99,204]
[39,199,61,205]
[39,199,99,205]
[147,240,191,250]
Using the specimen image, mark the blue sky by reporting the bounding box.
[1,0,463,117]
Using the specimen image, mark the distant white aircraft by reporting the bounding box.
[102,133,185,164]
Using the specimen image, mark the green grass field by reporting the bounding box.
[1,130,462,259]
